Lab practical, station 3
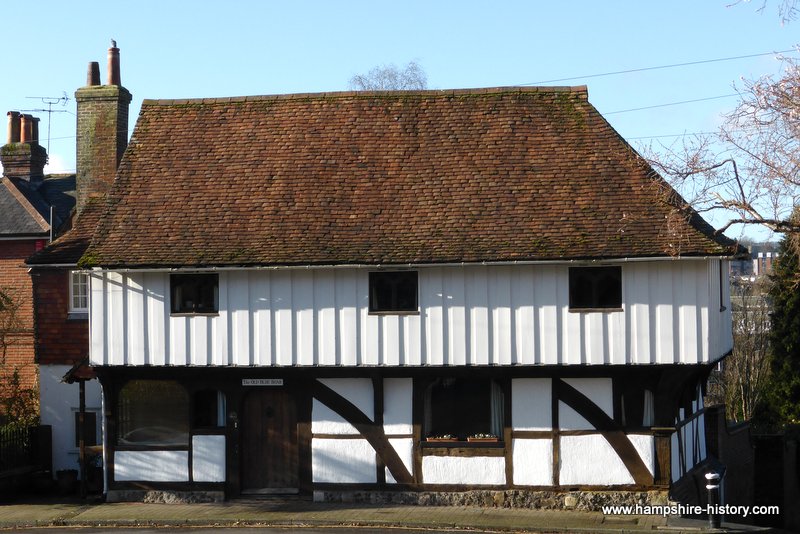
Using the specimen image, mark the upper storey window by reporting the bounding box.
[568,266,622,310]
[69,271,89,313]
[170,273,219,314]
[369,271,418,313]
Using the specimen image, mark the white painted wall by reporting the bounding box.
[39,365,103,476]
[192,435,225,482]
[383,378,413,435]
[422,456,506,485]
[312,378,373,434]
[560,435,633,485]
[512,438,553,485]
[312,438,377,483]
[114,450,189,481]
[89,260,732,367]
[559,378,613,430]
[385,438,414,484]
[512,378,551,430]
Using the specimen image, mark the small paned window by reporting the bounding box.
[170,273,219,314]
[117,380,189,447]
[70,271,89,313]
[424,378,504,441]
[369,271,418,313]
[568,266,622,310]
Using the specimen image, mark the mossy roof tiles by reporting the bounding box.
[83,87,737,268]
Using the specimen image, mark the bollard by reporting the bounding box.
[705,471,721,529]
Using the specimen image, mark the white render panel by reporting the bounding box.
[512,379,552,430]
[312,438,376,483]
[629,434,656,477]
[312,378,374,434]
[114,451,189,481]
[192,435,226,482]
[512,438,553,486]
[385,438,414,484]
[383,378,413,435]
[88,261,732,367]
[559,378,613,430]
[560,435,634,485]
[422,456,506,485]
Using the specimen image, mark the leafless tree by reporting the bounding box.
[707,277,772,421]
[349,61,427,91]
[0,287,38,427]
[729,0,799,24]
[645,54,800,247]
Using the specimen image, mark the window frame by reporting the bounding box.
[69,270,89,314]
[368,270,419,315]
[116,380,190,450]
[170,273,219,316]
[568,265,623,312]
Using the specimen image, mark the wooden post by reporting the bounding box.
[79,380,87,498]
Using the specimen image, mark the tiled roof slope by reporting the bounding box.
[27,197,104,265]
[0,174,76,237]
[83,87,737,268]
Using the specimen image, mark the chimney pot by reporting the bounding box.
[107,42,121,86]
[6,111,20,144]
[87,61,100,86]
[19,114,31,143]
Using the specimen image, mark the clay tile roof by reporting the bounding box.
[82,87,737,268]
[27,197,104,265]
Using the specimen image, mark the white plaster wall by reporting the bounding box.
[385,438,414,484]
[628,434,655,477]
[512,438,553,486]
[312,438,376,483]
[114,451,189,481]
[39,365,103,476]
[384,378,413,435]
[192,435,225,482]
[422,456,505,485]
[671,432,681,483]
[312,378,374,434]
[512,379,551,430]
[559,378,613,430]
[90,260,732,367]
[560,435,633,485]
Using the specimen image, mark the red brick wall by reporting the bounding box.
[31,267,89,365]
[0,239,40,393]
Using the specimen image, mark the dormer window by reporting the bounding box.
[369,271,418,313]
[170,273,219,314]
[568,266,622,310]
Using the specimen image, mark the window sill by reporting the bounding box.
[368,310,420,316]
[421,440,504,448]
[421,441,505,457]
[67,311,89,321]
[568,307,624,313]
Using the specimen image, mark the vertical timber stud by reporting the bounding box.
[503,378,513,486]
[552,378,560,487]
[373,376,386,485]
[297,379,313,494]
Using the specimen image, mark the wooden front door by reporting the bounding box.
[241,388,298,493]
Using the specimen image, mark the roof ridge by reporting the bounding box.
[141,85,589,106]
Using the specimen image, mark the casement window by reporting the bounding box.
[369,271,418,313]
[568,266,622,310]
[424,378,504,441]
[69,271,89,313]
[170,273,219,314]
[117,380,189,447]
[193,390,227,428]
[74,411,99,448]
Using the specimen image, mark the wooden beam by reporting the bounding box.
[310,380,413,484]
[557,379,652,486]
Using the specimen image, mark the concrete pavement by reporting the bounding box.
[0,496,781,533]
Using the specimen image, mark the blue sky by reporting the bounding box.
[1,0,796,239]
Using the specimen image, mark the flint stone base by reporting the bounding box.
[106,490,224,503]
[313,489,671,511]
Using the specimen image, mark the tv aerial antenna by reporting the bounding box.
[22,92,70,156]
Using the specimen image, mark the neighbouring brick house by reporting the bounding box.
[0,112,75,423]
[24,43,131,475]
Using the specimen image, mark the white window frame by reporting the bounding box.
[69,270,89,313]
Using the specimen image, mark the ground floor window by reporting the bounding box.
[117,380,189,446]
[423,378,504,440]
[193,389,227,428]
[74,411,98,447]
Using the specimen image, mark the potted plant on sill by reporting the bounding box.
[426,433,458,442]
[467,433,499,443]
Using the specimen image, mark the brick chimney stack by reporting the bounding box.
[75,41,132,213]
[1,111,47,187]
